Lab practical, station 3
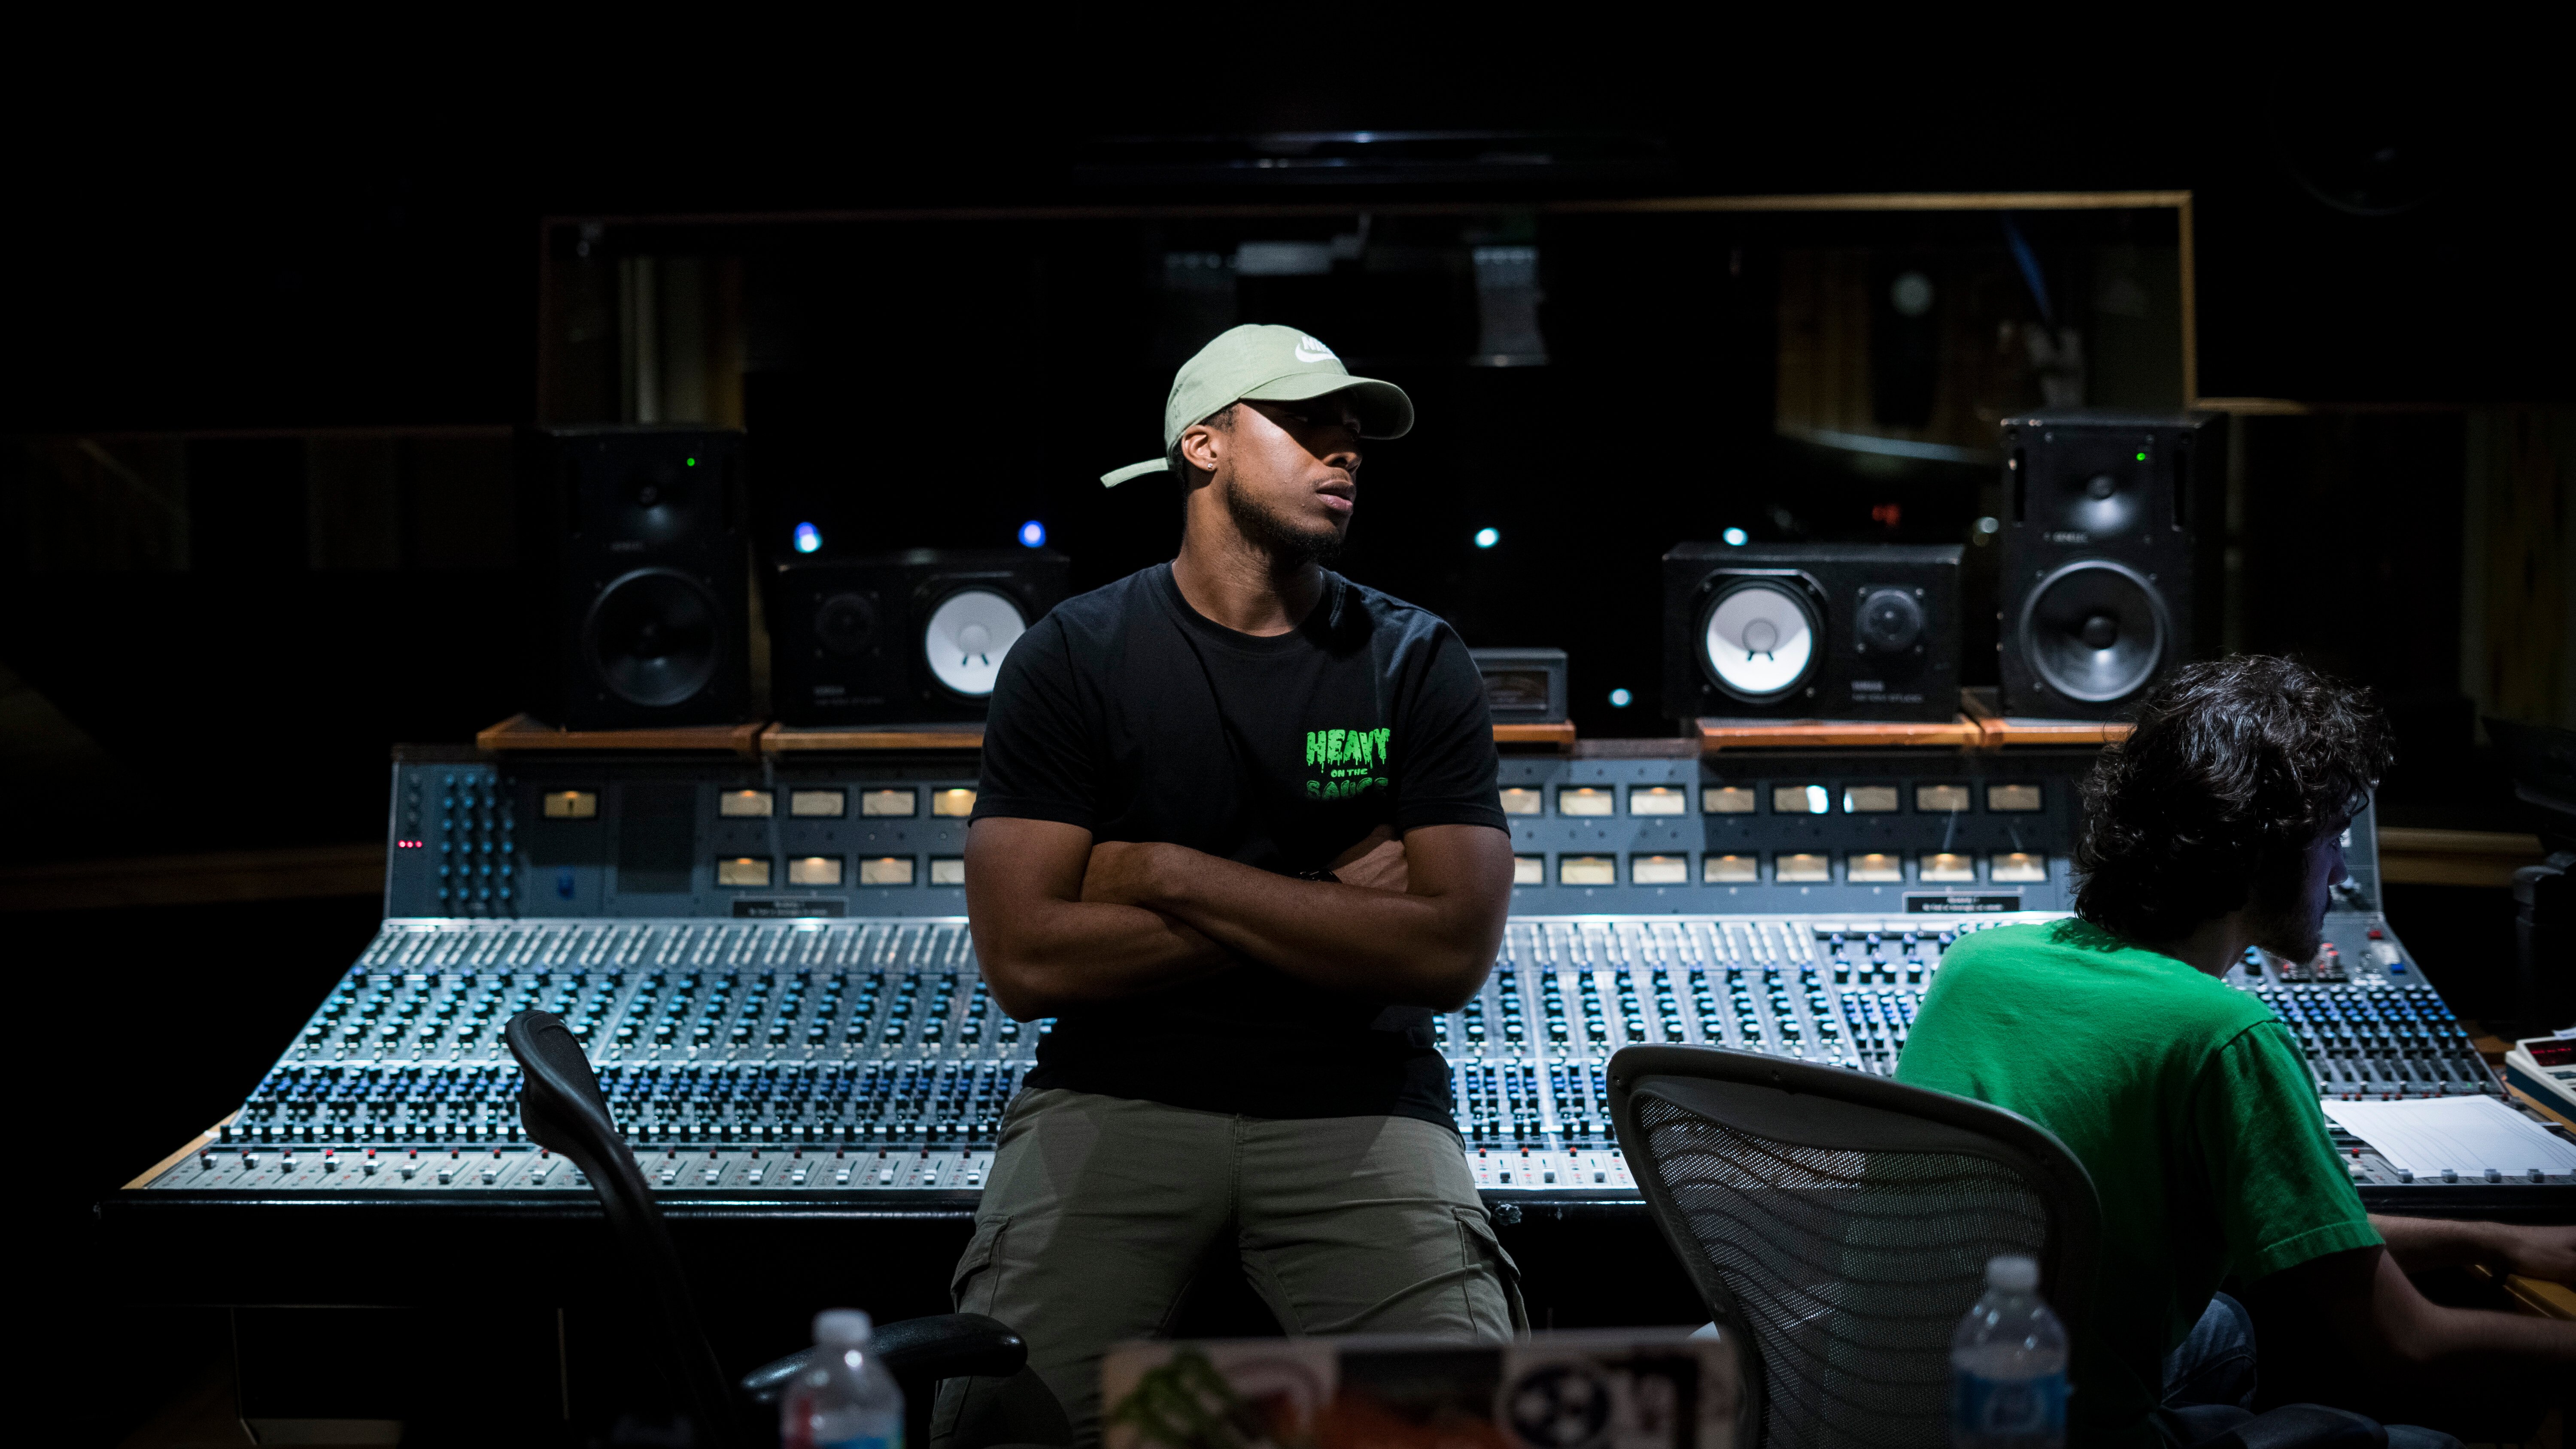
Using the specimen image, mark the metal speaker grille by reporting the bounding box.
[585,567,723,707]
[1634,1093,2050,1449]
[2019,559,2166,704]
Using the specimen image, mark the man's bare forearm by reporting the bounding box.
[967,894,1226,1020]
[2372,1214,2576,1285]
[2367,1251,2576,1365]
[961,818,1230,1020]
[1093,838,1505,1009]
[2406,1300,2576,1362]
[2254,1245,2576,1416]
[2371,1215,2506,1274]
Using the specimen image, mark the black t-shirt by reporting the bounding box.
[972,562,1505,1128]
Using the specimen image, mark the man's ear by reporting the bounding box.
[1177,422,1225,479]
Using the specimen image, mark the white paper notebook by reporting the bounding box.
[2320,1094,2576,1177]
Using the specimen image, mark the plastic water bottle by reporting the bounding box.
[1950,1254,2068,1449]
[784,1309,904,1449]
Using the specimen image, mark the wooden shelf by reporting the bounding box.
[474,705,2130,761]
[762,724,987,753]
[1958,688,2136,747]
[1692,691,2137,753]
[1494,722,1577,751]
[477,713,766,757]
[1698,717,1984,751]
[2376,827,2547,889]
[1971,716,2135,746]
[762,723,1566,753]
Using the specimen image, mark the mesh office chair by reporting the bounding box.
[1608,1046,2394,1449]
[1609,1045,2099,1448]
[507,1010,1071,1449]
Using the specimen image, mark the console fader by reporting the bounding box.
[128,746,2570,1216]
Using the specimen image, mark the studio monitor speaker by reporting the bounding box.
[1663,543,1962,722]
[1997,411,2224,719]
[518,427,750,730]
[768,549,1071,727]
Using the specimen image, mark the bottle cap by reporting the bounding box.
[1986,1255,2040,1293]
[814,1309,874,1345]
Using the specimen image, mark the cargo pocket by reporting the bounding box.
[1457,1206,1531,1336]
[934,1214,1018,1449]
[949,1213,1012,1316]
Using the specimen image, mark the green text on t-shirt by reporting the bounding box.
[1306,727,1391,800]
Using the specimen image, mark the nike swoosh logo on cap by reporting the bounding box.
[1294,335,1336,363]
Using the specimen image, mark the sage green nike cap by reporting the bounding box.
[1099,324,1413,486]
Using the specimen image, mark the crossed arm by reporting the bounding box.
[962,816,1515,1021]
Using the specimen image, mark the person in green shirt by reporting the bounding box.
[1898,657,2575,1447]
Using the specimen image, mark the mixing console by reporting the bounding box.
[113,744,2570,1225]
[138,906,2554,1207]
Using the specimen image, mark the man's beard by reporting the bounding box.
[2242,875,2325,964]
[1224,477,1346,569]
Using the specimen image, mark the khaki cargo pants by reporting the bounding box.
[930,1087,1525,1449]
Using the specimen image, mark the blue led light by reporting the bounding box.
[1608,688,1634,708]
[1722,527,1748,546]
[792,522,822,554]
[1018,520,1047,549]
[1473,527,1500,549]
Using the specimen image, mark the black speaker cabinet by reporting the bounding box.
[1997,411,2225,720]
[1663,543,1962,722]
[768,549,1071,726]
[518,427,751,730]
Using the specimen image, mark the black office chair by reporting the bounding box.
[506,1009,1071,1449]
[1608,1046,2382,1449]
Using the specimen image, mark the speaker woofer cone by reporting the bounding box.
[2018,558,2168,704]
[583,567,724,708]
[1698,576,1823,703]
[921,586,1030,698]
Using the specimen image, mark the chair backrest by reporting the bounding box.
[507,1009,740,1449]
[1608,1045,2099,1449]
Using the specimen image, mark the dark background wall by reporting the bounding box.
[11,47,2567,431]
[7,55,2567,856]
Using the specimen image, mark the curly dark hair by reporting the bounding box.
[2074,656,2393,944]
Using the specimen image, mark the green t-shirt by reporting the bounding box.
[1895,920,2380,1448]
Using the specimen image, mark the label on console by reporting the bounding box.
[732,897,848,919]
[1904,893,2022,914]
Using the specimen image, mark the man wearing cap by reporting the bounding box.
[938,325,1522,1447]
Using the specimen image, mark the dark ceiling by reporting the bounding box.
[8,41,2567,434]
